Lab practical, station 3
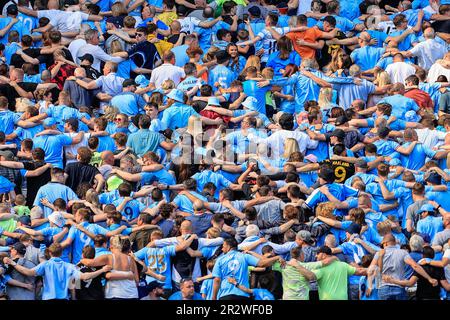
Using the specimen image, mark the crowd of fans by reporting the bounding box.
[0,0,449,301]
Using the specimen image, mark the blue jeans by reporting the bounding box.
[378,285,407,300]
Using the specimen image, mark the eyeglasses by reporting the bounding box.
[114,118,123,122]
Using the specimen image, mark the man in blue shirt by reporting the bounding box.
[110,78,146,117]
[32,118,84,168]
[32,168,79,225]
[350,32,385,71]
[127,114,174,157]
[168,277,204,300]
[416,203,444,243]
[3,243,109,300]
[208,50,235,93]
[160,89,222,130]
[211,237,283,300]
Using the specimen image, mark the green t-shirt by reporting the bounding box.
[313,261,356,300]
[0,218,17,233]
[281,261,322,300]
[14,205,30,216]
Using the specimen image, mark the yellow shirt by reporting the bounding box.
[147,34,174,57]
[157,12,177,27]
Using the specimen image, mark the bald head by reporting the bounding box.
[101,150,114,165]
[359,31,371,44]
[170,20,181,32]
[382,234,396,246]
[180,220,192,234]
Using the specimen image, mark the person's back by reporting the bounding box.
[105,253,138,300]
[415,263,445,300]
[6,256,36,300]
[34,256,80,300]
[33,134,72,169]
[65,161,99,191]
[313,260,356,300]
[127,129,162,157]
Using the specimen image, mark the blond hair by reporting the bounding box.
[374,71,391,87]
[316,202,336,219]
[318,87,333,108]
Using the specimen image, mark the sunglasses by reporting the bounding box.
[115,118,123,122]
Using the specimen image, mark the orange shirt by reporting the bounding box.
[286,27,324,59]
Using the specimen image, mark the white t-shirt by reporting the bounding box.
[385,61,416,84]
[149,63,186,88]
[256,27,291,63]
[409,39,447,71]
[37,10,89,32]
[64,132,90,164]
[68,38,87,63]
[297,0,313,15]
[177,17,201,34]
[415,128,448,150]
[427,62,450,84]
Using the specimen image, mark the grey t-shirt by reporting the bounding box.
[6,257,36,300]
[375,246,411,287]
[406,200,429,229]
[432,229,450,247]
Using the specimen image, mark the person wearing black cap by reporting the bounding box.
[140,281,165,300]
[3,242,36,300]
[110,78,146,117]
[78,53,101,80]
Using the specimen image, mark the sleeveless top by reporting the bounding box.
[104,254,139,299]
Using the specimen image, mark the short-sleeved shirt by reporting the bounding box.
[313,260,356,300]
[33,257,81,300]
[287,27,323,59]
[134,245,176,289]
[212,250,260,299]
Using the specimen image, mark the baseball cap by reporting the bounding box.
[317,246,332,255]
[147,281,163,291]
[330,129,345,139]
[12,242,27,255]
[248,6,261,17]
[425,172,441,185]
[48,212,66,228]
[242,96,258,111]
[296,230,312,243]
[43,117,57,128]
[78,53,94,64]
[417,203,435,215]
[0,150,14,161]
[123,78,137,87]
[335,115,349,126]
[166,89,184,103]
[135,75,149,88]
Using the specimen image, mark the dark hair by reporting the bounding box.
[224,237,238,249]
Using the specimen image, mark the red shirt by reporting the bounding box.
[404,88,433,111]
